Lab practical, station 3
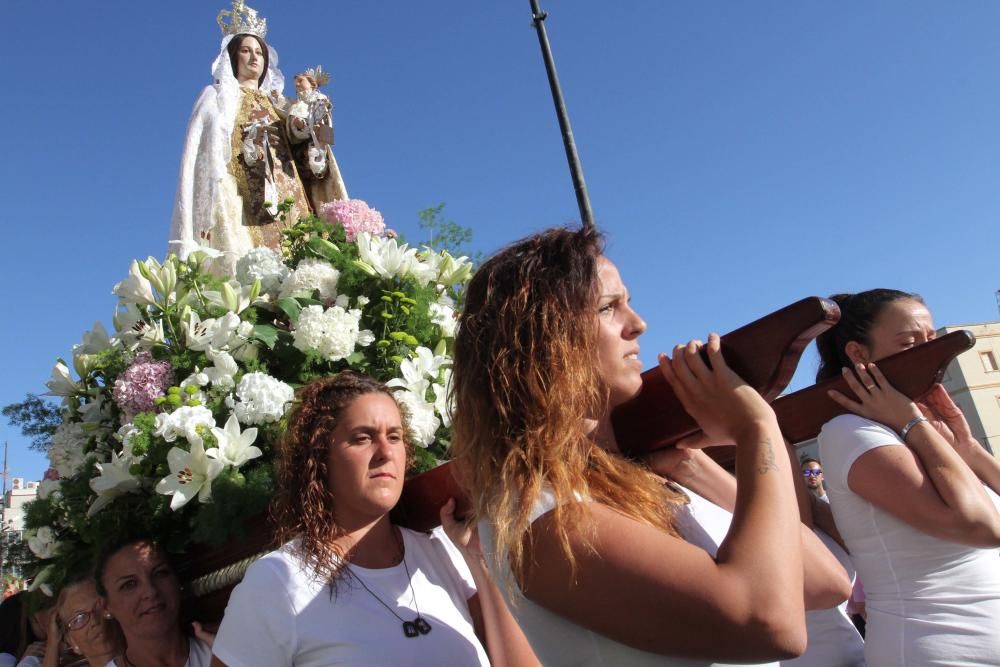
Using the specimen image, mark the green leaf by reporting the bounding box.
[346,351,366,365]
[253,324,281,349]
[276,298,302,325]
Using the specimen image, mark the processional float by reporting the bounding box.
[182,1,975,622]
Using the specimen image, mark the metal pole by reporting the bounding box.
[529,0,595,230]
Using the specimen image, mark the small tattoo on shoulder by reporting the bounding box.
[757,439,779,475]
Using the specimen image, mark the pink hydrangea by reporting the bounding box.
[112,352,174,418]
[319,198,385,242]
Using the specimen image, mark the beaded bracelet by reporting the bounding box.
[899,415,929,442]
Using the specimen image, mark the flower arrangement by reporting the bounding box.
[22,199,472,595]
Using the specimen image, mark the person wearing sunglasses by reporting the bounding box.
[800,458,827,502]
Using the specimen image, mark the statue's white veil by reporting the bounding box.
[169,34,285,269]
[211,34,285,170]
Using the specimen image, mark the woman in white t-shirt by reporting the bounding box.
[816,289,1000,667]
[96,538,214,667]
[450,226,852,666]
[212,372,537,667]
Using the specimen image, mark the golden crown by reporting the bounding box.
[303,65,331,88]
[217,1,268,39]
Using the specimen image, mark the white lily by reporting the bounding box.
[435,251,474,286]
[27,526,62,559]
[394,390,441,448]
[137,257,178,303]
[114,304,164,350]
[155,441,224,510]
[206,415,261,468]
[88,453,141,516]
[43,361,79,397]
[203,350,238,390]
[74,321,114,356]
[170,239,224,263]
[432,367,454,428]
[113,260,156,306]
[429,300,457,338]
[355,232,422,281]
[388,347,450,396]
[184,311,243,353]
[203,280,259,314]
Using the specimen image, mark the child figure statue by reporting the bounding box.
[287,66,348,213]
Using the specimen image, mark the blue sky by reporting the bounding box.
[2,1,998,481]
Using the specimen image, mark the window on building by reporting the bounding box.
[981,351,999,373]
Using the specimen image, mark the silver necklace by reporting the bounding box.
[348,539,433,639]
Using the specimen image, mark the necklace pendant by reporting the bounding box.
[403,620,419,638]
[414,616,433,635]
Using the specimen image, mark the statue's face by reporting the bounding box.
[235,35,264,83]
[295,75,314,95]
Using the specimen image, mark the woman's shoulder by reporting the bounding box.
[820,413,899,447]
[240,540,315,587]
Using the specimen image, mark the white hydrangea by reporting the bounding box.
[49,422,90,477]
[292,305,374,362]
[279,258,341,300]
[395,389,441,448]
[229,372,294,425]
[27,527,62,560]
[236,247,289,297]
[153,405,216,447]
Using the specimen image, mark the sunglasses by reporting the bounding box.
[802,469,823,478]
[64,603,100,633]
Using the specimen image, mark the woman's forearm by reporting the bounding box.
[464,556,540,667]
[907,422,1000,543]
[717,421,805,629]
[955,441,1000,497]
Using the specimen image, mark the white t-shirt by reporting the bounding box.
[213,527,488,667]
[480,486,777,667]
[780,529,865,667]
[105,637,211,667]
[819,414,1000,667]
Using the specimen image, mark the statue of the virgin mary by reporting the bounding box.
[169,1,348,273]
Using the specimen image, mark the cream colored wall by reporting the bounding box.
[940,322,1000,456]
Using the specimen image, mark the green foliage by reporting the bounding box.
[417,203,482,265]
[2,394,61,452]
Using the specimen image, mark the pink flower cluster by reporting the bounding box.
[112,352,174,418]
[319,198,385,242]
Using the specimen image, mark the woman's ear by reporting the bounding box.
[844,340,870,366]
[97,597,112,620]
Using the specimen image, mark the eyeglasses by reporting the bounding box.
[64,603,100,632]
[802,469,823,478]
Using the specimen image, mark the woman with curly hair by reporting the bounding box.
[211,371,536,666]
[450,226,851,666]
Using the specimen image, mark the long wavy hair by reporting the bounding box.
[451,226,685,586]
[271,372,414,585]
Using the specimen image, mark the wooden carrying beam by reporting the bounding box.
[398,296,843,531]
[612,297,840,456]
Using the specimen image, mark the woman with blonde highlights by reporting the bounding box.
[212,372,536,667]
[451,226,851,666]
